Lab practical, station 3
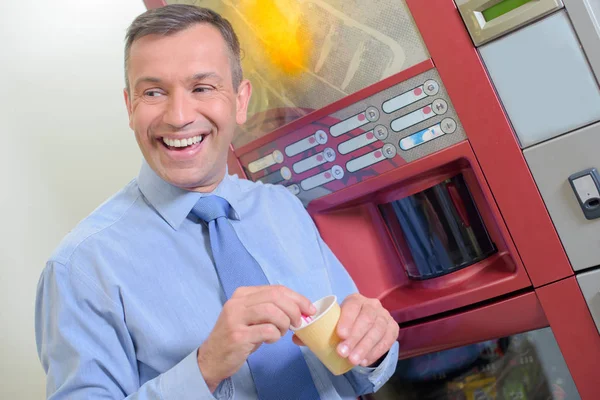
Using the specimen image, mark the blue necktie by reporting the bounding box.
[192,195,320,400]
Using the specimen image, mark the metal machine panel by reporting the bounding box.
[239,66,467,206]
[457,0,563,46]
[577,268,600,334]
[563,0,600,84]
[524,122,600,272]
[479,11,600,148]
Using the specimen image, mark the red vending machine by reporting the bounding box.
[145,1,600,398]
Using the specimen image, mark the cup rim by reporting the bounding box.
[291,295,337,332]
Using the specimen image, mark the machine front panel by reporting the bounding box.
[524,121,600,272]
[479,10,600,148]
[238,68,466,205]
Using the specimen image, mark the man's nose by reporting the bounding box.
[163,90,196,129]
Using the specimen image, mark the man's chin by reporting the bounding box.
[161,168,223,192]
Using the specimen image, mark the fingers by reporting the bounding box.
[336,294,362,339]
[244,303,291,336]
[238,285,316,329]
[362,319,399,366]
[336,295,398,366]
[337,299,380,362]
[243,323,285,346]
[349,315,391,366]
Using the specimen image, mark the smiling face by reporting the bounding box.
[124,23,252,192]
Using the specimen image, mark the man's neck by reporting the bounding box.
[187,170,227,194]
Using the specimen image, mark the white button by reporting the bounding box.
[300,170,335,191]
[273,150,284,164]
[337,131,378,155]
[323,147,336,162]
[281,167,292,181]
[346,149,387,172]
[374,125,389,140]
[383,144,397,159]
[440,118,457,134]
[292,153,327,174]
[382,87,428,114]
[423,80,439,96]
[366,106,380,122]
[316,130,328,144]
[391,106,435,132]
[248,152,280,173]
[330,114,369,137]
[285,135,319,157]
[287,184,300,195]
[331,165,345,180]
[432,99,448,115]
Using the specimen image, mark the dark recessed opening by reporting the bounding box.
[585,198,600,209]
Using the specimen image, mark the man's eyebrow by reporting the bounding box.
[190,72,223,83]
[133,76,162,89]
[133,73,223,89]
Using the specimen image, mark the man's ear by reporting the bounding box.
[123,88,133,130]
[235,79,253,125]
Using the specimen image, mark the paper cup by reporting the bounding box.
[291,295,354,376]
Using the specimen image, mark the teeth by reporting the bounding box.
[162,135,204,148]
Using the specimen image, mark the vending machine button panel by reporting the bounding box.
[239,67,466,206]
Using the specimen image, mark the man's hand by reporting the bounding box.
[197,285,316,392]
[330,294,398,367]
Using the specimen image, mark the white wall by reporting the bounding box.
[0,0,146,398]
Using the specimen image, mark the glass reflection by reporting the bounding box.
[365,328,580,400]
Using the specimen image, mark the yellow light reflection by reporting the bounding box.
[240,0,309,75]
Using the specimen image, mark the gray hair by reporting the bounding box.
[124,4,243,91]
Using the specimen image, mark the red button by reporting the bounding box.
[414,87,423,96]
[357,113,366,121]
[325,172,332,179]
[423,106,432,114]
[317,155,324,162]
[375,151,382,158]
[309,137,316,144]
[366,132,374,140]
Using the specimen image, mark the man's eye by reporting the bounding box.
[193,86,213,93]
[144,90,163,97]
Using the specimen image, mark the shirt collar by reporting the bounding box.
[137,161,242,230]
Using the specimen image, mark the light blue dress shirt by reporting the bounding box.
[35,162,399,399]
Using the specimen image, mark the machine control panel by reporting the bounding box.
[238,68,466,205]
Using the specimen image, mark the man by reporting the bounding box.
[35,4,399,399]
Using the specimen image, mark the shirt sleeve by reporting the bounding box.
[35,260,234,400]
[312,217,399,395]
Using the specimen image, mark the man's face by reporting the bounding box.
[124,24,251,191]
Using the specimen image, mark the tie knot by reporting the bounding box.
[191,195,231,222]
